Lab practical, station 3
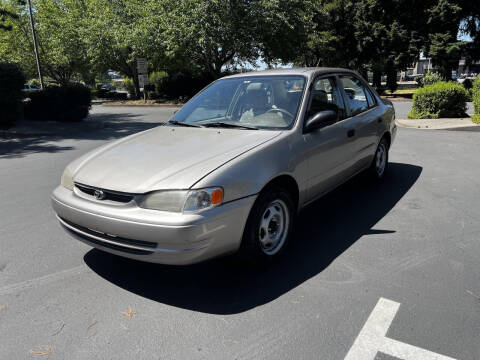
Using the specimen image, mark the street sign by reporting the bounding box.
[138,74,149,88]
[137,58,148,74]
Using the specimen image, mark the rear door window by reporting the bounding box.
[340,76,370,116]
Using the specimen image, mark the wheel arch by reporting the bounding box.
[380,131,391,149]
[259,174,300,212]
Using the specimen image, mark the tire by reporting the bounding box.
[369,137,389,180]
[239,186,295,265]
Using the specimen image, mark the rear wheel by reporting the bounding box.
[369,137,389,180]
[239,186,294,265]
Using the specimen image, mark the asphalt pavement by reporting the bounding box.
[1,105,480,359]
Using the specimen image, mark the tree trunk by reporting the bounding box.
[373,70,382,89]
[441,63,452,81]
[386,67,398,92]
[132,65,141,99]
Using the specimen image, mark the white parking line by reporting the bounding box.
[0,265,89,296]
[345,297,456,360]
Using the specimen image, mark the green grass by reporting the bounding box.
[472,114,480,124]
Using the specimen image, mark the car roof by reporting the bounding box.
[222,67,359,80]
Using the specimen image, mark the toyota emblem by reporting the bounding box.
[94,189,106,200]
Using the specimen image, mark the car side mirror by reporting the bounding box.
[304,110,337,133]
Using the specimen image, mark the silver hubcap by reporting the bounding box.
[258,199,290,255]
[375,143,387,176]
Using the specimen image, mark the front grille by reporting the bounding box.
[60,217,157,254]
[75,183,134,203]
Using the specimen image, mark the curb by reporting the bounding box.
[395,118,478,130]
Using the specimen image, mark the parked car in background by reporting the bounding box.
[52,68,396,266]
[22,83,39,93]
[101,83,116,91]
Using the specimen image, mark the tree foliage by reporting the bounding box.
[0,0,479,96]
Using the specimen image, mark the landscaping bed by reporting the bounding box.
[408,81,469,119]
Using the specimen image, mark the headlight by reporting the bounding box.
[61,168,74,190]
[138,187,223,213]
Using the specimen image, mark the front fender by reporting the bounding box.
[192,132,308,204]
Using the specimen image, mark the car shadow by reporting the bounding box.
[84,162,422,314]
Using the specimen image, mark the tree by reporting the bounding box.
[0,0,24,31]
[0,0,37,77]
[423,0,465,80]
[86,0,165,97]
[0,0,92,84]
[291,0,360,69]
[158,0,259,78]
[253,0,315,66]
[354,0,424,90]
[33,0,92,85]
[458,0,480,66]
[0,6,17,31]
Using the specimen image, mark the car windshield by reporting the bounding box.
[170,76,306,130]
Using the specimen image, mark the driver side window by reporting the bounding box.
[308,77,346,121]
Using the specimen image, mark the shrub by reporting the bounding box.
[149,71,167,93]
[0,62,25,129]
[28,78,41,89]
[122,77,135,97]
[24,84,91,122]
[462,78,473,91]
[408,81,469,119]
[472,77,480,123]
[472,76,480,98]
[91,88,128,100]
[416,71,443,87]
[156,72,213,100]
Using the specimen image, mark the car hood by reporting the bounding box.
[72,125,281,193]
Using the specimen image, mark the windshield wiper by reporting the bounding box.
[203,121,258,130]
[168,120,204,128]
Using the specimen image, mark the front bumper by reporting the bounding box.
[51,186,256,265]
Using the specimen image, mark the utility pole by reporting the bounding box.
[27,0,44,90]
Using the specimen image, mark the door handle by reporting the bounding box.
[347,129,355,138]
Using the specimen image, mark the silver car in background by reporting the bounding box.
[51,68,396,265]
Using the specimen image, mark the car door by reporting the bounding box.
[339,75,381,172]
[302,75,356,202]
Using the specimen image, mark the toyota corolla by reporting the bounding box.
[51,68,396,265]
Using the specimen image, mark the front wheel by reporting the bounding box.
[239,186,295,265]
[369,137,389,180]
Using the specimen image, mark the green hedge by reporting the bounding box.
[156,72,213,100]
[91,89,128,100]
[408,81,469,119]
[472,77,480,123]
[0,62,25,129]
[25,84,91,122]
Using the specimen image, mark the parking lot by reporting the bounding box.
[1,105,479,359]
